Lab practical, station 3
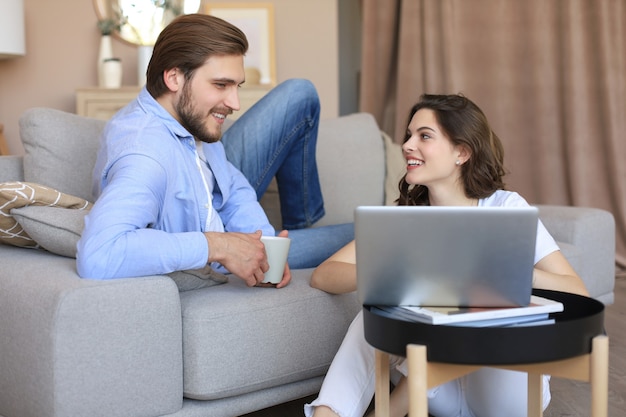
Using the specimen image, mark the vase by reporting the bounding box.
[137,45,153,86]
[102,58,122,88]
[98,35,113,87]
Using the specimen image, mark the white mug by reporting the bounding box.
[260,236,291,285]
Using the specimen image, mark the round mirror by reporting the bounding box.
[93,0,201,46]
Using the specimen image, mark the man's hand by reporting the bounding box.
[204,230,269,286]
[274,229,292,288]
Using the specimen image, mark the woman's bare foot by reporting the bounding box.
[312,405,340,417]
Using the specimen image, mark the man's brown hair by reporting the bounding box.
[146,13,248,98]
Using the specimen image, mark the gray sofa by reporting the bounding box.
[0,108,616,417]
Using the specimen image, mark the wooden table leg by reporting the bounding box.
[527,372,543,417]
[407,344,428,417]
[379,334,608,417]
[591,335,609,417]
[375,349,390,417]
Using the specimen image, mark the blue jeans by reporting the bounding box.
[222,79,354,269]
[222,79,324,229]
[286,223,354,269]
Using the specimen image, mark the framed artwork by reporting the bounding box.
[204,3,276,86]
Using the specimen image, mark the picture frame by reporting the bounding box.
[204,3,276,86]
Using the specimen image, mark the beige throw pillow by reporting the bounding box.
[382,131,405,205]
[0,182,92,252]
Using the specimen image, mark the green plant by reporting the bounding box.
[97,18,121,36]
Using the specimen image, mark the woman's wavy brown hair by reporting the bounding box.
[397,94,507,206]
[146,14,248,98]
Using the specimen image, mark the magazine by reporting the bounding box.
[373,295,563,327]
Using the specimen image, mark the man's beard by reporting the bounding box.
[176,83,224,143]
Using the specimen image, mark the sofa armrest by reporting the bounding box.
[0,246,183,417]
[536,205,615,304]
[0,155,24,182]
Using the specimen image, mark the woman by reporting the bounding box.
[305,94,588,417]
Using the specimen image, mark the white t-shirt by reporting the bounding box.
[195,141,225,234]
[480,190,559,264]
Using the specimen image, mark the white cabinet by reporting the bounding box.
[76,86,272,120]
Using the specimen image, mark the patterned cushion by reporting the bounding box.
[382,130,404,205]
[0,182,92,256]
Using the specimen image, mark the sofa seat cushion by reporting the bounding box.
[179,268,360,400]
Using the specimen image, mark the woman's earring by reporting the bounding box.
[455,160,461,166]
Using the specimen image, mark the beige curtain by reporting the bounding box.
[360,0,626,270]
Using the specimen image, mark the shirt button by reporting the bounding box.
[205,204,211,209]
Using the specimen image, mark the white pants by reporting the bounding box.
[304,311,551,417]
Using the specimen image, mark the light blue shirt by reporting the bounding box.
[76,88,274,279]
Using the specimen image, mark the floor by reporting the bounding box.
[245,274,626,417]
[544,274,626,417]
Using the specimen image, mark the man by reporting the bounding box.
[76,14,353,286]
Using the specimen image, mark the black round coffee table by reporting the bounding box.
[363,289,608,417]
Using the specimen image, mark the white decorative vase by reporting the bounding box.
[98,35,114,87]
[102,58,122,88]
[137,45,153,86]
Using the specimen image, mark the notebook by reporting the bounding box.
[355,206,539,307]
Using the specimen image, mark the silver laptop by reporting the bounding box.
[355,206,538,307]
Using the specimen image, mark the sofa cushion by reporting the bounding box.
[11,206,87,258]
[167,266,229,292]
[178,268,360,400]
[314,113,386,227]
[0,182,91,253]
[19,107,105,202]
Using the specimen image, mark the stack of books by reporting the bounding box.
[372,295,563,327]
